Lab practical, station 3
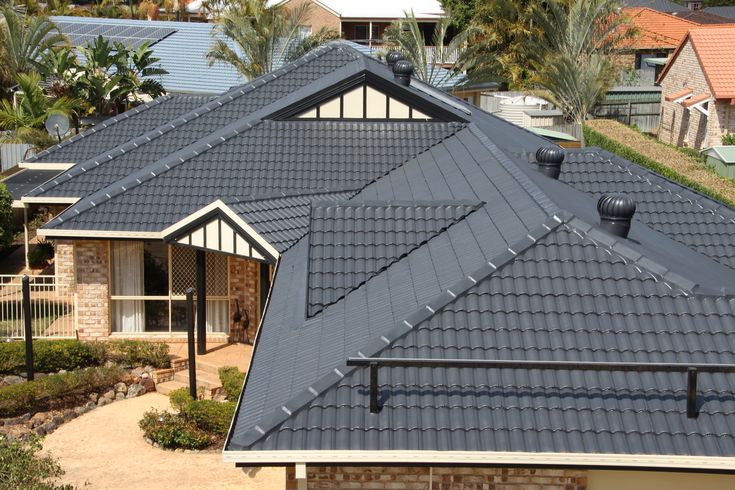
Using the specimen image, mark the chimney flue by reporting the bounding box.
[386,50,405,69]
[393,60,413,86]
[535,146,565,179]
[597,194,636,239]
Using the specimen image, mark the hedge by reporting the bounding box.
[139,411,212,450]
[0,339,170,375]
[218,366,245,401]
[0,438,71,490]
[0,365,125,417]
[583,125,735,208]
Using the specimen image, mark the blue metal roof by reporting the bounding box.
[51,16,247,94]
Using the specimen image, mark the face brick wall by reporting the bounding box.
[282,0,340,33]
[53,240,75,295]
[229,257,261,341]
[658,39,729,149]
[286,466,588,490]
[74,240,110,339]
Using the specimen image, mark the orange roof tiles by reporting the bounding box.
[659,27,735,99]
[622,8,700,49]
[681,92,711,107]
[665,88,693,101]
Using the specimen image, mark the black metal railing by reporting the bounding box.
[345,357,735,418]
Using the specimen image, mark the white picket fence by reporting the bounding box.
[0,275,77,339]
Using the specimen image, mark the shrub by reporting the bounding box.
[0,184,13,253]
[104,340,170,368]
[0,340,105,374]
[723,132,735,146]
[583,125,735,208]
[218,366,245,401]
[28,241,54,269]
[138,410,212,450]
[0,437,72,490]
[0,365,124,416]
[169,387,194,413]
[183,400,236,437]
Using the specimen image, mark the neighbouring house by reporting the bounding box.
[273,0,443,48]
[51,16,246,94]
[657,27,735,149]
[620,0,681,13]
[705,6,735,20]
[10,42,735,487]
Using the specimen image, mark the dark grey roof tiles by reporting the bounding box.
[307,201,482,316]
[27,45,360,198]
[2,169,64,200]
[26,94,211,164]
[242,222,735,455]
[47,120,464,232]
[554,149,735,270]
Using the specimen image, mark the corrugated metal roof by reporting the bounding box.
[51,16,247,94]
[707,146,735,164]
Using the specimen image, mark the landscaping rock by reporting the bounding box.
[144,365,154,373]
[63,409,77,421]
[84,401,97,411]
[42,420,57,434]
[126,383,146,398]
[2,375,24,385]
[131,367,145,377]
[115,392,125,401]
[140,377,155,393]
[89,392,99,403]
[34,425,46,436]
[3,413,30,426]
[30,413,47,428]
[52,415,65,426]
[114,382,127,393]
[97,397,109,407]
[141,372,150,379]
[102,390,115,401]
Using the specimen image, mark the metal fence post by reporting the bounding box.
[22,275,33,381]
[186,288,197,399]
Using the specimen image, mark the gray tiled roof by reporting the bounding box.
[622,0,681,12]
[26,95,211,164]
[704,6,735,20]
[307,201,482,316]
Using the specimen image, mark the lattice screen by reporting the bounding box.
[171,247,228,297]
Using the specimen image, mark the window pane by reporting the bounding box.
[145,300,169,332]
[171,300,189,332]
[144,242,169,296]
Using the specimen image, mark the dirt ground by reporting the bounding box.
[42,392,285,490]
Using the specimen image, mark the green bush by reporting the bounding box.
[169,387,194,413]
[0,437,72,490]
[28,241,54,269]
[104,340,170,368]
[218,366,245,401]
[0,365,124,416]
[723,132,735,146]
[583,125,735,208]
[0,340,105,374]
[138,410,212,450]
[0,184,13,252]
[183,400,236,437]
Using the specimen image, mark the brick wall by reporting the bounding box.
[286,466,587,490]
[282,0,340,33]
[75,240,110,339]
[657,39,731,149]
[229,257,261,341]
[53,240,75,294]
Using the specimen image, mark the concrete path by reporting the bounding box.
[42,392,285,489]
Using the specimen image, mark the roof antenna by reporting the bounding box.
[535,146,565,180]
[393,60,413,87]
[386,50,405,70]
[597,194,636,239]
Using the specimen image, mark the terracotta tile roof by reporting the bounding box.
[659,26,735,99]
[681,92,711,107]
[622,7,700,49]
[665,87,693,101]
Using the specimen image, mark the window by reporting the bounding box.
[110,242,230,334]
[354,24,368,41]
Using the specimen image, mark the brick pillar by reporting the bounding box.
[75,240,110,340]
[228,257,260,340]
[53,240,75,294]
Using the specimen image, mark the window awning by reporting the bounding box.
[161,200,279,263]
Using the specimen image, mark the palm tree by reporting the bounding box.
[0,8,66,85]
[531,0,634,146]
[0,72,78,150]
[382,9,471,87]
[206,0,314,79]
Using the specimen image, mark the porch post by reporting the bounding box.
[23,206,29,270]
[196,250,206,355]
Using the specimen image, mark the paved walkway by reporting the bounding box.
[167,342,253,372]
[43,393,285,489]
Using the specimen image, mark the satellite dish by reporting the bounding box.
[45,114,70,142]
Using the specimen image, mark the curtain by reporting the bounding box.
[206,299,229,333]
[111,241,145,333]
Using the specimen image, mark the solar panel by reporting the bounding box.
[56,21,177,50]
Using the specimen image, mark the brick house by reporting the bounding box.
[8,43,735,488]
[657,27,735,148]
[275,0,443,47]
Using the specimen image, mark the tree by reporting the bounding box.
[440,0,477,32]
[458,0,540,88]
[207,0,324,79]
[0,72,79,150]
[0,8,66,86]
[382,9,471,86]
[531,0,634,146]
[286,27,340,63]
[0,183,13,251]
